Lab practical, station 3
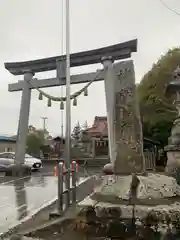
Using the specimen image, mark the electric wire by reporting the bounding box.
[159,0,180,17]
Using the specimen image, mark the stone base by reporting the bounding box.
[165,149,180,174]
[78,173,180,227]
[92,173,180,202]
[164,146,180,185]
[5,164,31,177]
[103,163,114,175]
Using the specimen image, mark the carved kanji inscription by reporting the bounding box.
[114,61,145,174]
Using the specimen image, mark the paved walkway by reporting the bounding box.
[0,175,85,235]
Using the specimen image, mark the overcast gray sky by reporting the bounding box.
[0,0,179,137]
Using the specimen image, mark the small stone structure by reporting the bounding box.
[165,67,180,178]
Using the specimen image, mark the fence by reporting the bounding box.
[144,151,156,170]
[56,161,77,215]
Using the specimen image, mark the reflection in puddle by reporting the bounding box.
[13,175,47,220]
[25,175,46,187]
[0,176,85,236]
[14,179,28,221]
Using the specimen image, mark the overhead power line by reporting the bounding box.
[159,0,180,17]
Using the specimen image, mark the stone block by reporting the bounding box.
[103,163,113,175]
[165,150,180,184]
[90,173,180,204]
[166,151,180,173]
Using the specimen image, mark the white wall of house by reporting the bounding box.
[0,141,16,152]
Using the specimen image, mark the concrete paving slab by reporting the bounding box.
[0,175,85,236]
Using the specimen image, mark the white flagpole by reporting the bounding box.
[65,0,71,170]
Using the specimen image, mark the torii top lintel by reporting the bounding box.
[4,39,137,76]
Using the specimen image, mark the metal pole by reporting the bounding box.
[56,59,65,138]
[65,0,71,206]
[41,117,48,138]
[65,0,71,169]
[71,161,77,203]
[61,123,64,138]
[57,162,64,214]
[60,0,64,139]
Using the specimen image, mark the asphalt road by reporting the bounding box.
[0,161,101,184]
[39,161,101,178]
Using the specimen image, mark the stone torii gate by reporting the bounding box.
[5,39,145,175]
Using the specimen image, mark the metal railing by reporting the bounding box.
[54,153,155,215]
[56,161,77,215]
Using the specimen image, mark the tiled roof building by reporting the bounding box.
[81,116,160,158]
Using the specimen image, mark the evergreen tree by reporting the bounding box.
[82,120,89,130]
[71,122,81,146]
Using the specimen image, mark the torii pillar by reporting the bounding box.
[8,70,33,176]
[15,70,34,165]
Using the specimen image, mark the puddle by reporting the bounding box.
[0,176,85,235]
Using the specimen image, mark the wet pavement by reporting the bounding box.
[0,174,85,236]
[38,162,100,178]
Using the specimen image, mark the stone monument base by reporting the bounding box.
[5,164,31,177]
[164,145,180,175]
[78,173,180,235]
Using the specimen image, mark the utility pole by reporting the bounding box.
[65,0,71,207]
[65,0,71,170]
[61,122,64,138]
[41,117,48,139]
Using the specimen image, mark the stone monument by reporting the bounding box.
[114,60,145,174]
[101,57,145,175]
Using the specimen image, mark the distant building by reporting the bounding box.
[52,136,65,156]
[0,136,16,153]
[41,136,66,160]
[81,116,108,156]
[81,116,160,157]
